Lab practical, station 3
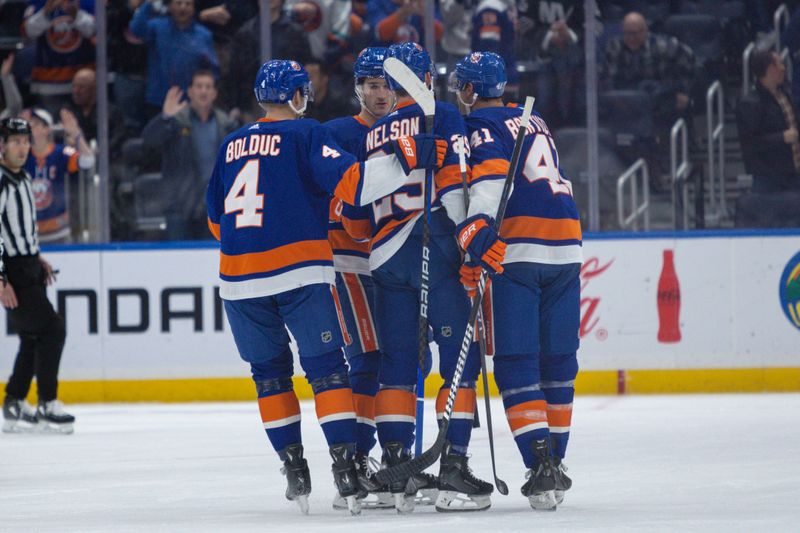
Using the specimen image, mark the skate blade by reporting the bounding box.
[415,487,438,506]
[528,490,557,511]
[333,492,393,511]
[345,495,361,515]
[295,495,310,515]
[555,490,565,505]
[434,490,491,512]
[38,421,74,435]
[393,492,415,514]
[2,420,40,433]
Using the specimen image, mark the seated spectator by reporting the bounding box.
[304,61,358,122]
[285,0,352,63]
[737,48,800,193]
[141,70,236,240]
[22,0,96,115]
[1,54,23,120]
[22,107,94,243]
[130,0,220,118]
[227,0,312,122]
[603,11,695,132]
[108,0,148,134]
[63,68,127,158]
[367,0,442,48]
[472,0,518,92]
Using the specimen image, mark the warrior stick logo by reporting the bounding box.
[779,251,800,332]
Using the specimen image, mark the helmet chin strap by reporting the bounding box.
[457,91,478,114]
[288,95,308,116]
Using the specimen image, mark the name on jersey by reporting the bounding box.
[225,134,282,163]
[504,114,551,138]
[365,117,420,152]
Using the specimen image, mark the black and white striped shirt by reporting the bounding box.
[0,163,39,258]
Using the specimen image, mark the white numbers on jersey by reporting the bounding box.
[522,134,573,196]
[224,159,264,228]
[469,128,495,148]
[372,170,435,224]
[451,133,471,158]
[322,145,341,158]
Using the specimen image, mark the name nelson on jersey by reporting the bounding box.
[226,134,282,162]
[365,117,420,152]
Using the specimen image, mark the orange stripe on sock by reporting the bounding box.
[547,404,573,428]
[506,399,548,433]
[330,286,352,345]
[353,393,375,421]
[314,388,356,420]
[375,389,416,418]
[342,273,378,352]
[435,387,476,415]
[258,391,300,423]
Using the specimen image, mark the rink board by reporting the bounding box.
[1,231,799,402]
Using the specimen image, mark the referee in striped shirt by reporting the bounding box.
[0,117,74,433]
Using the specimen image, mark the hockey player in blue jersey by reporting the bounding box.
[322,47,395,510]
[206,59,447,515]
[356,42,494,513]
[451,51,582,511]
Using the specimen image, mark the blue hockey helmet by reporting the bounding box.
[450,52,507,98]
[354,47,389,81]
[384,42,433,91]
[254,59,313,105]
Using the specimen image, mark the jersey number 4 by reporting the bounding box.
[523,134,572,196]
[225,159,264,228]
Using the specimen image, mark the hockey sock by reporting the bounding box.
[348,350,380,456]
[435,382,477,455]
[374,385,416,452]
[540,352,578,460]
[252,352,302,454]
[494,354,550,469]
[302,349,358,448]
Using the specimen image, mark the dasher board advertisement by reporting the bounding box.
[0,232,798,388]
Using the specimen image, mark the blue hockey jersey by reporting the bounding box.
[207,117,413,300]
[362,100,468,269]
[24,143,78,242]
[472,0,519,84]
[467,104,582,265]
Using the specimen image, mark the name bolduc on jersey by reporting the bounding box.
[467,104,583,266]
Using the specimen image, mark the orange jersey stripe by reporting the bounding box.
[375,389,416,417]
[472,158,509,182]
[330,198,344,222]
[31,65,90,83]
[546,404,573,427]
[352,393,376,420]
[342,273,378,352]
[329,229,369,254]
[342,217,372,242]
[501,216,582,242]
[37,214,69,234]
[435,387,476,414]
[67,152,79,174]
[220,239,333,277]
[435,164,463,191]
[333,163,362,206]
[314,388,356,420]
[258,391,301,423]
[207,218,220,240]
[505,399,548,433]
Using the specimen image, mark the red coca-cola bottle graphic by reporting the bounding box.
[657,249,681,343]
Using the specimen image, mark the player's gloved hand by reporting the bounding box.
[457,214,507,274]
[460,260,483,298]
[391,134,447,175]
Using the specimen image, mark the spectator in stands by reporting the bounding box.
[781,6,800,111]
[22,0,96,115]
[439,0,472,69]
[537,19,585,128]
[1,54,23,120]
[304,61,358,122]
[108,0,148,133]
[285,0,352,63]
[367,0,442,48]
[63,68,126,158]
[228,0,312,122]
[141,70,236,240]
[603,11,695,131]
[22,107,94,242]
[737,48,800,193]
[471,0,518,94]
[130,0,220,118]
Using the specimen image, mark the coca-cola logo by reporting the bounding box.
[779,251,800,332]
[580,256,614,339]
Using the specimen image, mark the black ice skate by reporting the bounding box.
[280,444,311,514]
[381,442,416,514]
[2,396,39,433]
[521,438,557,511]
[408,470,438,506]
[333,453,393,510]
[36,400,73,434]
[553,457,572,504]
[434,442,493,512]
[329,444,363,515]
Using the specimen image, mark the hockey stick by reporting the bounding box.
[375,96,535,486]
[458,136,509,496]
[383,57,436,457]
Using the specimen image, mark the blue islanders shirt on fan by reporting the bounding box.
[24,143,78,242]
[207,118,374,301]
[467,104,582,265]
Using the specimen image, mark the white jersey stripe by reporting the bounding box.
[262,414,302,430]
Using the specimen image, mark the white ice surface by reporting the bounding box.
[2,394,799,532]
